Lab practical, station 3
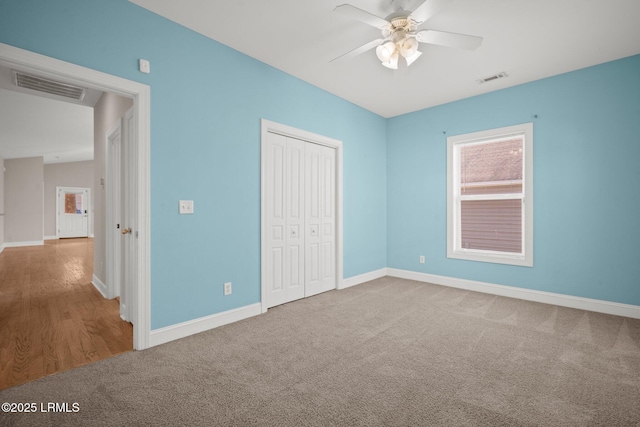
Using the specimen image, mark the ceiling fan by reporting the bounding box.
[331,0,483,69]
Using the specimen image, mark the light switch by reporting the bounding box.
[179,200,194,214]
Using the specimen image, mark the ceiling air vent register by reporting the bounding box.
[477,72,508,85]
[12,70,87,101]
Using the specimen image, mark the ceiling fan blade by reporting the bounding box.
[330,39,385,63]
[409,0,454,25]
[334,4,389,29]
[415,29,483,50]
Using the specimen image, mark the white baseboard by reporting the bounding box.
[91,274,108,298]
[3,240,44,248]
[341,268,388,290]
[149,303,262,348]
[0,244,4,254]
[387,268,640,320]
[44,235,58,240]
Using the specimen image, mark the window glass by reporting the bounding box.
[64,193,84,214]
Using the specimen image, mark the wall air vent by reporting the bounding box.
[477,72,508,85]
[12,70,87,101]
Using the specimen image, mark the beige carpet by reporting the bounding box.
[1,277,639,426]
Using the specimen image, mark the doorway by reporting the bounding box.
[0,42,151,350]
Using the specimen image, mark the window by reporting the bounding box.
[447,123,533,267]
[64,193,84,214]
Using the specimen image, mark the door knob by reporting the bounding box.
[121,227,132,235]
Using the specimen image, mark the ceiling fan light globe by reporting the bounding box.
[400,37,419,57]
[404,50,422,67]
[382,51,399,70]
[376,41,396,62]
[375,44,388,62]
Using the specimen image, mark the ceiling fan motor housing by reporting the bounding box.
[391,16,409,28]
[382,14,416,39]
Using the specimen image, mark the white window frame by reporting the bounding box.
[446,123,533,267]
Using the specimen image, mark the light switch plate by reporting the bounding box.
[179,200,194,214]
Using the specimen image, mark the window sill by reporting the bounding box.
[447,249,533,267]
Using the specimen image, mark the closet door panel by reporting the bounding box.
[265,133,287,307]
[320,146,336,292]
[305,143,323,297]
[285,137,306,302]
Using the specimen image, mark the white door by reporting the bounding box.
[120,107,137,322]
[265,131,336,308]
[105,107,136,323]
[106,121,122,300]
[305,143,336,297]
[265,133,306,307]
[57,186,90,238]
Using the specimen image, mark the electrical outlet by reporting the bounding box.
[419,255,425,264]
[224,282,232,296]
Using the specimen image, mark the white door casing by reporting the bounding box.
[261,120,343,311]
[56,186,90,238]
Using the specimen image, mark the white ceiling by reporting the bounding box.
[0,63,99,164]
[129,0,640,118]
[0,87,95,164]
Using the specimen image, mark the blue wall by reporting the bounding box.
[0,0,388,329]
[387,55,640,306]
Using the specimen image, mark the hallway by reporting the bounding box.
[0,238,132,390]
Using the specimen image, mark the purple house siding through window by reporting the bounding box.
[459,137,524,253]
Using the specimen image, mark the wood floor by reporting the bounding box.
[0,238,132,390]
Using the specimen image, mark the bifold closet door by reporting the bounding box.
[266,132,306,308]
[265,132,336,308]
[305,142,336,297]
